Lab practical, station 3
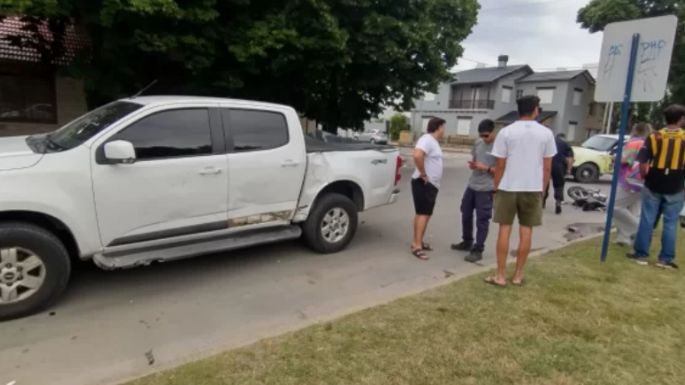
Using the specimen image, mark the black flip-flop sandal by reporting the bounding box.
[422,243,433,251]
[484,276,507,288]
[411,248,429,260]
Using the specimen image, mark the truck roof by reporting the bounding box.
[121,95,292,110]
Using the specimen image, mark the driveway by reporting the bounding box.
[0,151,607,385]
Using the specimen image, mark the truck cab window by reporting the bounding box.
[224,109,288,152]
[114,109,212,160]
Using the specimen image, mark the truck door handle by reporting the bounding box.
[281,160,300,168]
[199,167,222,176]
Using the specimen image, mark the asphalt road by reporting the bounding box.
[0,150,607,385]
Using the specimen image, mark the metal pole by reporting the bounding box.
[601,33,641,262]
[605,102,615,133]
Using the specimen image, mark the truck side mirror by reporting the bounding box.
[104,140,136,164]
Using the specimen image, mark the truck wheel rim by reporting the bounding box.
[0,247,46,304]
[321,208,350,243]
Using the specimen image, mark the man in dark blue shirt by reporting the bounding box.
[544,133,574,214]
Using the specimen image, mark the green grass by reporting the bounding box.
[127,237,685,385]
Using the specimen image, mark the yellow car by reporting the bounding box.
[572,134,618,183]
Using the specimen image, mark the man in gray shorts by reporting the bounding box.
[486,95,556,287]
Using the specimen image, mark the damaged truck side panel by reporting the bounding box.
[0,96,401,320]
[293,150,399,222]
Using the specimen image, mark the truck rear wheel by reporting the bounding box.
[303,193,358,253]
[0,223,71,320]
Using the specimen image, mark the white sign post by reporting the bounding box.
[597,15,678,261]
[596,15,678,102]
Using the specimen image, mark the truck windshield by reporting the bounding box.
[32,101,143,153]
[581,136,616,152]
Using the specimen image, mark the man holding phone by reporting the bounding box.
[452,119,497,263]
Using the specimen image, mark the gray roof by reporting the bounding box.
[453,65,532,84]
[517,69,595,84]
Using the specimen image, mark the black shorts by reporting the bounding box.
[411,178,439,215]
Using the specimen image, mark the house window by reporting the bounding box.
[457,116,472,136]
[537,88,555,104]
[501,86,512,103]
[516,89,524,100]
[573,88,583,106]
[568,121,578,142]
[0,73,56,123]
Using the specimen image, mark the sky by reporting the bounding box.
[456,0,604,73]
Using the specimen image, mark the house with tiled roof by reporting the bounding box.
[411,56,605,143]
[0,17,88,136]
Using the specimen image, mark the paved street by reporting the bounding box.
[0,150,607,385]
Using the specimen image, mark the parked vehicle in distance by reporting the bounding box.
[356,129,388,144]
[571,134,619,183]
[0,96,402,320]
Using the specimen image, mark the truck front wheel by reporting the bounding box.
[0,223,71,320]
[303,193,358,253]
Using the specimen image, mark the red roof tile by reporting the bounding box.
[0,16,88,65]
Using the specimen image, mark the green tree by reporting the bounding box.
[388,113,408,141]
[1,0,478,133]
[577,0,685,106]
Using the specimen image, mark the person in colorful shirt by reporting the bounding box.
[629,105,685,269]
[613,122,651,246]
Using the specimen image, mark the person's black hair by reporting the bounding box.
[517,95,540,117]
[663,104,685,125]
[478,119,495,133]
[427,117,446,133]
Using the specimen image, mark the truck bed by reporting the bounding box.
[304,135,395,153]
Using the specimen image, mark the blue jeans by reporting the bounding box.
[460,187,494,251]
[633,188,685,262]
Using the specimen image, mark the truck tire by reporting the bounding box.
[574,162,599,184]
[303,193,358,253]
[0,223,71,320]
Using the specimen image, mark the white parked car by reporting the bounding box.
[356,129,388,144]
[0,96,401,320]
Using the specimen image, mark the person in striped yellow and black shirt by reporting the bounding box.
[628,104,685,269]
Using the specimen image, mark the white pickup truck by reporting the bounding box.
[0,96,401,320]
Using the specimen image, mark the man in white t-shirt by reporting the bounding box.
[410,117,446,260]
[486,95,557,287]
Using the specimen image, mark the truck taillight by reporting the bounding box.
[394,156,403,185]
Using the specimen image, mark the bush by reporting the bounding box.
[389,113,409,141]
